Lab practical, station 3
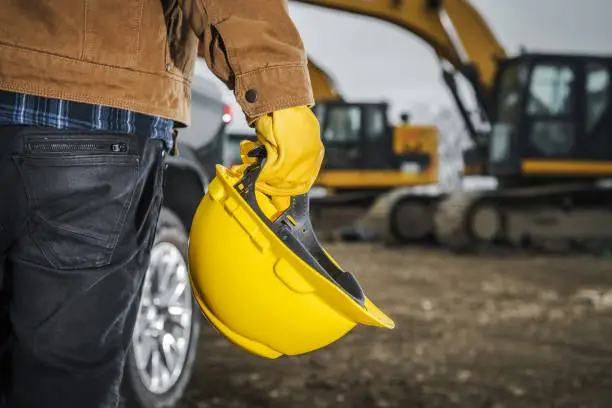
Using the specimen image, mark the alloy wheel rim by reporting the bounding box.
[132,241,193,394]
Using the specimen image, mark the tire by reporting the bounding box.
[121,207,201,408]
[433,192,477,254]
[465,199,505,244]
[388,197,434,244]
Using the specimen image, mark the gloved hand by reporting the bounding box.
[230,106,324,210]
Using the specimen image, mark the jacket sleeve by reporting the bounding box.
[177,0,315,125]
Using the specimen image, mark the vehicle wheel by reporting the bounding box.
[467,200,505,243]
[121,207,201,408]
[388,198,434,243]
[434,192,478,254]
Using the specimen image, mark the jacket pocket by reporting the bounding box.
[161,0,198,79]
[13,137,141,270]
[82,0,145,68]
[0,0,85,60]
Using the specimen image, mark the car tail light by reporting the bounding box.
[222,104,233,124]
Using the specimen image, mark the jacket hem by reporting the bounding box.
[0,43,192,125]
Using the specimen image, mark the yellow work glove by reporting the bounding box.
[230,106,324,212]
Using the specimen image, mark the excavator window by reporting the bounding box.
[583,61,611,160]
[316,104,362,169]
[489,61,524,164]
[362,105,386,141]
[526,62,578,158]
[314,101,397,170]
[495,62,522,124]
[323,105,362,142]
[527,64,576,116]
[585,62,609,133]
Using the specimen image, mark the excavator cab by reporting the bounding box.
[311,101,438,189]
[313,101,390,170]
[488,54,612,180]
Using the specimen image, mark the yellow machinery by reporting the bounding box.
[308,57,438,189]
[292,0,612,252]
[309,59,439,185]
[309,96,440,240]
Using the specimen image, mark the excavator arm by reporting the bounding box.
[293,0,506,92]
[293,0,507,154]
[308,57,345,101]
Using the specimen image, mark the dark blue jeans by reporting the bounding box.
[0,126,166,408]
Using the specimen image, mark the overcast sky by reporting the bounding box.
[195,0,612,131]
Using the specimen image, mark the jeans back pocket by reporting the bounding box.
[13,137,141,270]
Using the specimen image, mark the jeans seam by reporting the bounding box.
[108,144,162,263]
[27,218,62,270]
[106,157,141,262]
[133,149,165,241]
[9,156,60,269]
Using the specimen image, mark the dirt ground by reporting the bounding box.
[178,244,612,408]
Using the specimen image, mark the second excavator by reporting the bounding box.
[292,0,612,253]
[305,58,440,240]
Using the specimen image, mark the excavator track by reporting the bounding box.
[353,189,414,244]
[353,189,440,245]
[433,191,483,253]
[309,191,381,241]
[311,188,441,244]
[346,190,396,243]
[434,182,612,255]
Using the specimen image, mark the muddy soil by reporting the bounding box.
[178,244,612,408]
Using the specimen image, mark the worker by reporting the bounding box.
[0,1,323,407]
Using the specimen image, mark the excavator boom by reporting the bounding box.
[308,57,345,101]
[294,0,508,164]
[294,0,506,92]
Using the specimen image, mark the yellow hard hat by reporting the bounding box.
[187,146,394,359]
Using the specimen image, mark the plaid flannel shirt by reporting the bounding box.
[0,90,174,151]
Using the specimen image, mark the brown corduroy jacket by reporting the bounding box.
[0,0,314,127]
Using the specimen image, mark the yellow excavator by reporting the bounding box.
[305,57,440,239]
[292,0,612,252]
